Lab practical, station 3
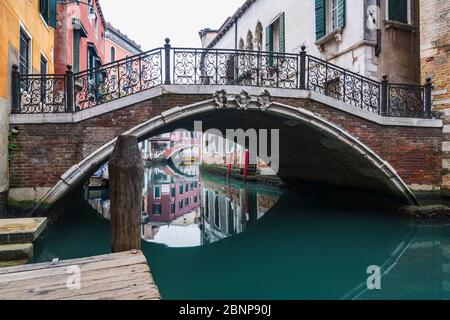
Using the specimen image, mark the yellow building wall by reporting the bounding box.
[0,0,55,100]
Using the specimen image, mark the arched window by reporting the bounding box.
[239,38,245,50]
[246,31,254,50]
[110,46,116,62]
[255,21,263,51]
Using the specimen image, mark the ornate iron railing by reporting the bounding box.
[307,56,380,114]
[13,70,66,114]
[11,40,433,119]
[173,48,299,89]
[387,83,425,118]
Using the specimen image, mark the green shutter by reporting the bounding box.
[279,13,285,53]
[265,24,274,67]
[337,0,346,29]
[265,24,273,52]
[315,0,326,40]
[48,0,57,28]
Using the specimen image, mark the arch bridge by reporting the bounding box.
[8,40,443,207]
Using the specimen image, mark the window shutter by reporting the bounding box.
[265,24,273,52]
[48,0,57,28]
[315,0,326,40]
[337,0,346,29]
[279,13,285,53]
[265,24,274,67]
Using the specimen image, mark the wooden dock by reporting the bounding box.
[0,251,161,300]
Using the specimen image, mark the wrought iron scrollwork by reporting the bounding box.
[17,75,66,113]
[307,56,380,114]
[388,84,425,118]
[74,49,162,110]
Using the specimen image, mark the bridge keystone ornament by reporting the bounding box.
[213,90,228,109]
[235,90,251,110]
[257,90,273,111]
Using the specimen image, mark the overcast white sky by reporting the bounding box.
[101,0,245,50]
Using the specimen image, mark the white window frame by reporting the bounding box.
[19,22,33,75]
[386,0,412,25]
[327,0,339,32]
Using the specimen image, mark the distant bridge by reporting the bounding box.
[8,40,442,207]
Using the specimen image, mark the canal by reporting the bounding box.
[33,164,450,300]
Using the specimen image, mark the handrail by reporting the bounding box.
[11,41,434,119]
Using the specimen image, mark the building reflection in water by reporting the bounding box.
[85,164,279,248]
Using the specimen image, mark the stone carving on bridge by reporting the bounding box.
[257,90,273,111]
[235,90,251,110]
[213,90,228,109]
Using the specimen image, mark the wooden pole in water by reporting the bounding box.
[109,135,144,253]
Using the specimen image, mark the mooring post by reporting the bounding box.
[109,135,144,253]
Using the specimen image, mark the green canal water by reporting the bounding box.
[33,165,450,300]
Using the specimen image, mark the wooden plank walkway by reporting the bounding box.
[0,218,47,244]
[0,251,161,300]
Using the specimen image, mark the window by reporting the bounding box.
[194,196,198,203]
[185,198,189,206]
[154,186,161,199]
[110,47,116,62]
[387,0,410,24]
[19,28,31,75]
[40,55,48,100]
[315,0,346,40]
[328,0,339,32]
[180,185,184,195]
[40,0,57,28]
[265,13,285,54]
[40,55,48,74]
[179,199,184,209]
[152,204,162,216]
[171,202,176,214]
[171,187,176,198]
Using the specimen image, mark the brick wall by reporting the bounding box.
[9,94,443,190]
[420,0,450,111]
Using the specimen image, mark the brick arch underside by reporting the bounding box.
[32,98,425,209]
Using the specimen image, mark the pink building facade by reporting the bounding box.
[104,23,142,63]
[54,0,106,74]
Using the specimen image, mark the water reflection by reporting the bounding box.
[85,164,281,248]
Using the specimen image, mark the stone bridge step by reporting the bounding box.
[0,218,47,245]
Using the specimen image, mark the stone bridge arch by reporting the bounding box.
[36,97,419,207]
[9,85,442,209]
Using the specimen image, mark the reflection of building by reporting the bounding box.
[200,179,275,245]
[142,166,202,224]
[140,131,202,162]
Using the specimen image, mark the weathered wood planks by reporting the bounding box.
[0,251,161,300]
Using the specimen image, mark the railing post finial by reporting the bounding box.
[299,46,307,90]
[11,64,20,113]
[164,38,171,85]
[380,74,389,116]
[424,76,433,118]
[66,64,75,113]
